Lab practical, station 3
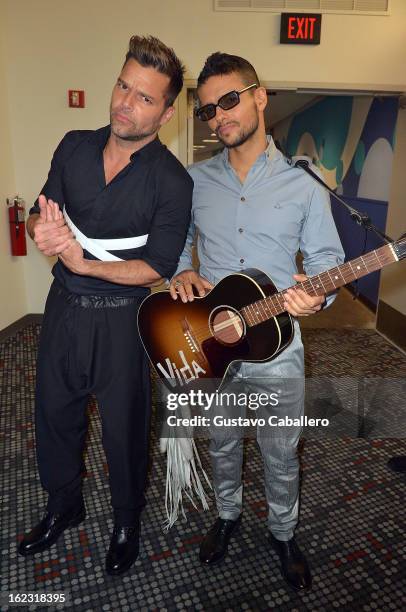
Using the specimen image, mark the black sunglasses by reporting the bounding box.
[196,83,258,122]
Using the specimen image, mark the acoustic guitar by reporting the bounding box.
[138,236,406,391]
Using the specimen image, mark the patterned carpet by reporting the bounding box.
[1,324,406,611]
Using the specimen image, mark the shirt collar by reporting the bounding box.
[88,125,162,161]
[264,135,279,162]
[222,134,280,167]
[129,136,162,162]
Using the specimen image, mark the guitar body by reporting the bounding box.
[138,269,293,391]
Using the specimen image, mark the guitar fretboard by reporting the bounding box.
[240,243,397,328]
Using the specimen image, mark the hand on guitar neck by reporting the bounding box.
[170,269,325,317]
[284,273,326,317]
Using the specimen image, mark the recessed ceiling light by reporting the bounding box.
[193,145,206,149]
[202,139,219,143]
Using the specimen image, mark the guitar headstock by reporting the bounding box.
[393,233,406,260]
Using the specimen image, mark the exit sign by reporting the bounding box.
[280,13,322,45]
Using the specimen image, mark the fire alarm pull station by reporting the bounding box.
[68,90,85,108]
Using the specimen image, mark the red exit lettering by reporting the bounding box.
[287,16,317,40]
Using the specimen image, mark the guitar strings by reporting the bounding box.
[175,247,396,340]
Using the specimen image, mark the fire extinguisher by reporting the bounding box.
[7,196,27,256]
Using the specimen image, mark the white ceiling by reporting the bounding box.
[265,92,319,126]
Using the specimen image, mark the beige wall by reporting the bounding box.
[0,1,27,329]
[378,105,406,315]
[1,0,406,318]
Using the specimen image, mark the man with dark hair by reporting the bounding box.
[18,35,192,576]
[170,52,344,591]
[196,51,260,91]
[125,35,184,106]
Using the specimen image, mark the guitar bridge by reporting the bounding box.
[181,318,206,362]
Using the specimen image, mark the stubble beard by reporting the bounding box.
[216,113,260,149]
[110,110,162,142]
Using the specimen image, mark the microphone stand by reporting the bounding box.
[292,158,393,244]
[291,158,392,440]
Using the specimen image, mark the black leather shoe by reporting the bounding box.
[387,456,406,473]
[105,525,140,576]
[270,534,312,591]
[18,504,86,556]
[199,516,241,565]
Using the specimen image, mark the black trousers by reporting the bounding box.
[34,281,151,525]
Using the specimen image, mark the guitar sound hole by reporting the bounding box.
[209,306,246,345]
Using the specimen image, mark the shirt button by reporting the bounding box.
[238,228,243,233]
[240,258,244,264]
[240,196,246,202]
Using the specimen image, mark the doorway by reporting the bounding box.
[185,87,400,311]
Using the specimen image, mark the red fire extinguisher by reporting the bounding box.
[7,196,27,256]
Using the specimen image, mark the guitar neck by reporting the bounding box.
[241,243,399,327]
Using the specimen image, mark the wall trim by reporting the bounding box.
[376,300,406,352]
[0,314,43,343]
[183,80,406,94]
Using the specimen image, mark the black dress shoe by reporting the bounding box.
[199,516,241,565]
[105,525,140,576]
[387,456,406,473]
[269,534,312,591]
[18,504,86,556]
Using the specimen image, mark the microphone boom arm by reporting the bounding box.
[293,158,393,245]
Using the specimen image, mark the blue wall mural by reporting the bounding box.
[342,98,398,202]
[284,97,353,188]
[274,96,399,309]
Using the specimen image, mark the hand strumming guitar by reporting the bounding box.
[169,269,213,303]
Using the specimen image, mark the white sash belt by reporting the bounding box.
[63,207,148,262]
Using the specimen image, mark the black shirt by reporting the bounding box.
[30,125,193,296]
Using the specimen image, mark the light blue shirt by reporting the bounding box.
[176,138,344,306]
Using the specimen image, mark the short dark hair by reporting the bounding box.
[124,35,185,106]
[197,52,259,89]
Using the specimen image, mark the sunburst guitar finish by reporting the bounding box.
[137,269,293,391]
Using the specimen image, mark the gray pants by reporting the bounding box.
[209,321,304,541]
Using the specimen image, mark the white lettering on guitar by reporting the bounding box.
[156,350,206,387]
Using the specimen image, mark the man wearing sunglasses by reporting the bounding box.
[169,52,344,591]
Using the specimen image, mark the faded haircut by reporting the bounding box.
[197,52,259,90]
[125,35,185,106]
